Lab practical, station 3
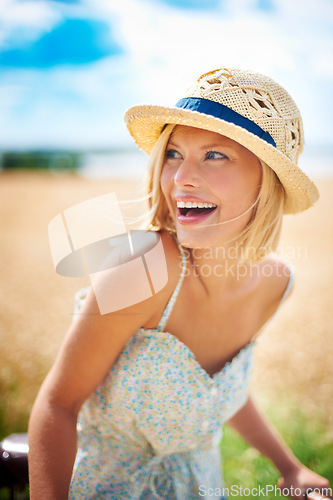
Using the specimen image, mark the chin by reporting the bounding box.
[175,219,246,250]
[175,226,220,249]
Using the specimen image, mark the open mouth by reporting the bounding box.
[176,201,217,219]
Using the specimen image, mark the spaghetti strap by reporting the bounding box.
[267,263,295,322]
[280,264,295,303]
[156,240,187,332]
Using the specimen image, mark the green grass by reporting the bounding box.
[221,405,333,499]
[0,486,29,500]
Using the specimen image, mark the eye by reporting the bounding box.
[205,151,229,160]
[165,149,182,160]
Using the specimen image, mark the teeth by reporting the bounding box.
[177,201,216,209]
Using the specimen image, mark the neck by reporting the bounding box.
[186,243,257,295]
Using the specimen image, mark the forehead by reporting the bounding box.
[168,125,239,147]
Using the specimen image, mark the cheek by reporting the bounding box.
[230,163,262,196]
[209,171,236,198]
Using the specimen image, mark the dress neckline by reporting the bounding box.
[136,327,256,381]
[146,236,294,381]
[150,238,254,379]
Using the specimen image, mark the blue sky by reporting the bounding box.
[0,0,332,151]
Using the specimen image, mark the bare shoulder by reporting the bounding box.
[256,254,294,310]
[159,230,186,283]
[75,230,181,324]
[40,230,182,413]
[147,230,187,307]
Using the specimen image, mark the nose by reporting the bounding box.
[173,156,201,188]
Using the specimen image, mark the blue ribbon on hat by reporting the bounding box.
[175,97,276,148]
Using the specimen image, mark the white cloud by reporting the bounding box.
[84,0,333,101]
[0,83,25,108]
[314,51,333,80]
[0,0,63,48]
[0,0,332,149]
[274,0,333,22]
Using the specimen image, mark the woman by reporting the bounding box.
[28,67,331,499]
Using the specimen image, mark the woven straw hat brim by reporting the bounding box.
[125,104,319,215]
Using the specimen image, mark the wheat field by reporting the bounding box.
[0,170,332,436]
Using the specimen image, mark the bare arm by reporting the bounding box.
[28,232,180,499]
[28,388,78,500]
[227,396,332,498]
[228,395,300,474]
[28,289,154,499]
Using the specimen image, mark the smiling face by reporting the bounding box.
[160,125,262,248]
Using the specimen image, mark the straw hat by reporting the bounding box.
[125,67,319,214]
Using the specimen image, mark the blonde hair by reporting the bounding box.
[145,125,285,262]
